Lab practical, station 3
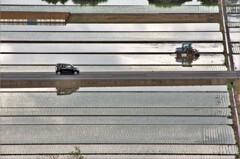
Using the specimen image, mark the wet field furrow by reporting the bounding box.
[0,125,235,144]
[228,22,240,28]
[1,116,232,125]
[0,107,231,117]
[0,92,230,108]
[1,89,235,156]
[0,155,237,159]
[0,54,225,65]
[0,144,237,155]
[232,43,240,53]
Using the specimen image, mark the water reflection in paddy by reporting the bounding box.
[1,107,231,116]
[1,43,223,53]
[230,33,240,42]
[0,92,230,107]
[1,116,232,125]
[0,65,228,72]
[228,15,240,23]
[0,0,237,157]
[0,85,228,92]
[0,84,235,155]
[233,55,240,70]
[226,0,240,5]
[232,43,240,53]
[0,155,237,159]
[0,23,220,32]
[0,145,237,157]
[0,54,225,65]
[1,125,235,144]
[230,28,240,32]
[1,32,223,42]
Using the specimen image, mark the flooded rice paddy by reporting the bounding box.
[0,22,228,71]
[0,125,235,144]
[1,0,239,158]
[0,85,237,156]
[1,32,223,42]
[0,155,237,159]
[1,116,232,125]
[232,43,240,53]
[226,0,240,5]
[0,54,225,65]
[233,54,240,70]
[1,107,231,117]
[1,43,223,53]
[0,92,231,107]
[227,0,240,71]
[0,85,228,92]
[230,33,240,42]
[0,145,237,157]
[0,23,220,32]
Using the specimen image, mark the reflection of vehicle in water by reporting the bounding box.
[56,88,79,96]
[175,42,200,67]
[56,84,80,96]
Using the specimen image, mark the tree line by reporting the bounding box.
[148,0,218,7]
[42,0,218,6]
[42,0,107,5]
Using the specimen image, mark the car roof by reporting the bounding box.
[183,42,192,45]
[56,63,72,65]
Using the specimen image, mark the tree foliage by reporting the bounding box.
[70,146,84,159]
[42,0,68,4]
[200,0,218,5]
[148,0,218,7]
[42,0,218,6]
[72,0,107,5]
[148,0,191,7]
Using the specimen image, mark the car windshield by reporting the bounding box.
[66,65,72,68]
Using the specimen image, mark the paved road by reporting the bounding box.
[1,71,239,80]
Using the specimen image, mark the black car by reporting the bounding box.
[56,63,79,75]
